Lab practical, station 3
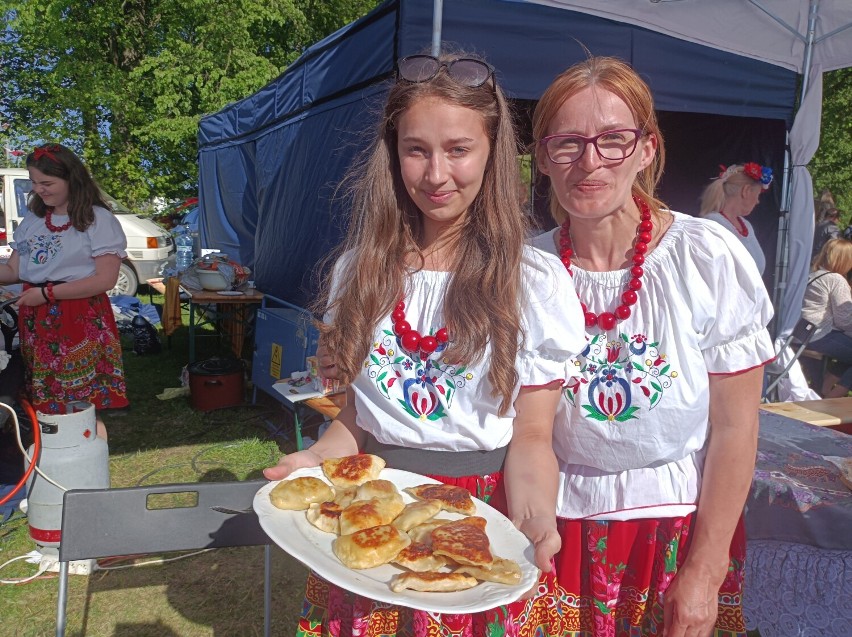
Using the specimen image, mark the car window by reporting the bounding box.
[14,178,32,217]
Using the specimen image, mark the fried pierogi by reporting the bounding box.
[454,556,522,585]
[339,497,406,536]
[269,476,334,511]
[306,501,343,534]
[332,485,358,508]
[406,518,454,545]
[354,479,404,507]
[392,499,443,532]
[390,571,479,593]
[431,517,493,568]
[333,524,411,569]
[403,484,477,515]
[322,454,386,487]
[391,541,449,572]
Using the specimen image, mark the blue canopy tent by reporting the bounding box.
[197,0,797,308]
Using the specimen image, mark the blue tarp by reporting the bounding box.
[198,0,798,306]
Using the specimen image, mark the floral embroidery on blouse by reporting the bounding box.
[364,329,473,422]
[564,331,678,423]
[28,234,62,265]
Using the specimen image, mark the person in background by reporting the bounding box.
[264,51,586,637]
[801,238,852,398]
[813,206,841,261]
[530,56,774,636]
[699,162,773,275]
[0,144,128,439]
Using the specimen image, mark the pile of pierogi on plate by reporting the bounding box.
[269,454,521,593]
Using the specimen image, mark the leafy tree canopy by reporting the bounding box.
[0,0,381,209]
[811,67,852,222]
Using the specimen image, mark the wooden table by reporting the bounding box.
[184,287,264,363]
[148,278,264,362]
[760,397,852,434]
[303,392,346,419]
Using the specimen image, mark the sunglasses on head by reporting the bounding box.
[397,55,495,88]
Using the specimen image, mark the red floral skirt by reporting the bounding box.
[548,513,747,637]
[296,471,564,637]
[19,291,128,414]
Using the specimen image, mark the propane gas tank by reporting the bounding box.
[26,401,110,549]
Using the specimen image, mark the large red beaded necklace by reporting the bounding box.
[391,300,449,358]
[45,208,73,233]
[720,210,748,237]
[558,195,652,331]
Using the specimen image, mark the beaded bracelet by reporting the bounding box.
[46,282,56,303]
[41,286,49,302]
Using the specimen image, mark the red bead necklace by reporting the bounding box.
[391,300,449,357]
[558,196,652,331]
[720,211,748,237]
[45,208,73,233]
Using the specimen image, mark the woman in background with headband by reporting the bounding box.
[700,162,774,275]
[264,51,586,637]
[0,143,128,439]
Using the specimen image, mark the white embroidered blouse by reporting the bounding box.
[329,246,586,452]
[531,211,775,519]
[12,206,127,284]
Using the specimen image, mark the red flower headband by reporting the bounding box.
[32,144,62,163]
[717,162,773,190]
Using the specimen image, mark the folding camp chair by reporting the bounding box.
[762,318,820,403]
[56,481,272,637]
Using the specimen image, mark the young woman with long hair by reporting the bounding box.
[264,51,586,637]
[0,144,128,439]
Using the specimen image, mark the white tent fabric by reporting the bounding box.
[782,72,822,336]
[523,0,852,73]
[769,72,824,402]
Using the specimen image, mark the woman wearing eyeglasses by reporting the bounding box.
[264,51,586,637]
[529,57,775,636]
[699,163,774,275]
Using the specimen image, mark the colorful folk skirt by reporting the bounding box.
[296,471,565,637]
[19,291,129,413]
[549,513,747,637]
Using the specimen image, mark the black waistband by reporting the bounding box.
[362,431,507,477]
[24,281,66,287]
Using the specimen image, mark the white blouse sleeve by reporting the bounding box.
[516,246,587,387]
[89,206,128,258]
[679,219,775,373]
[322,250,356,324]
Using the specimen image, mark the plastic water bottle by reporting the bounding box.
[175,225,194,272]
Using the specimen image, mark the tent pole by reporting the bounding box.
[799,0,819,107]
[431,0,444,56]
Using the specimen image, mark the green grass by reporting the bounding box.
[0,284,316,636]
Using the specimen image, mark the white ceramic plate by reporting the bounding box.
[216,290,244,296]
[253,467,540,613]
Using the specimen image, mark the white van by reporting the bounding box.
[0,168,173,296]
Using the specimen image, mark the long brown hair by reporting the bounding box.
[315,52,526,414]
[532,56,667,223]
[25,143,107,232]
